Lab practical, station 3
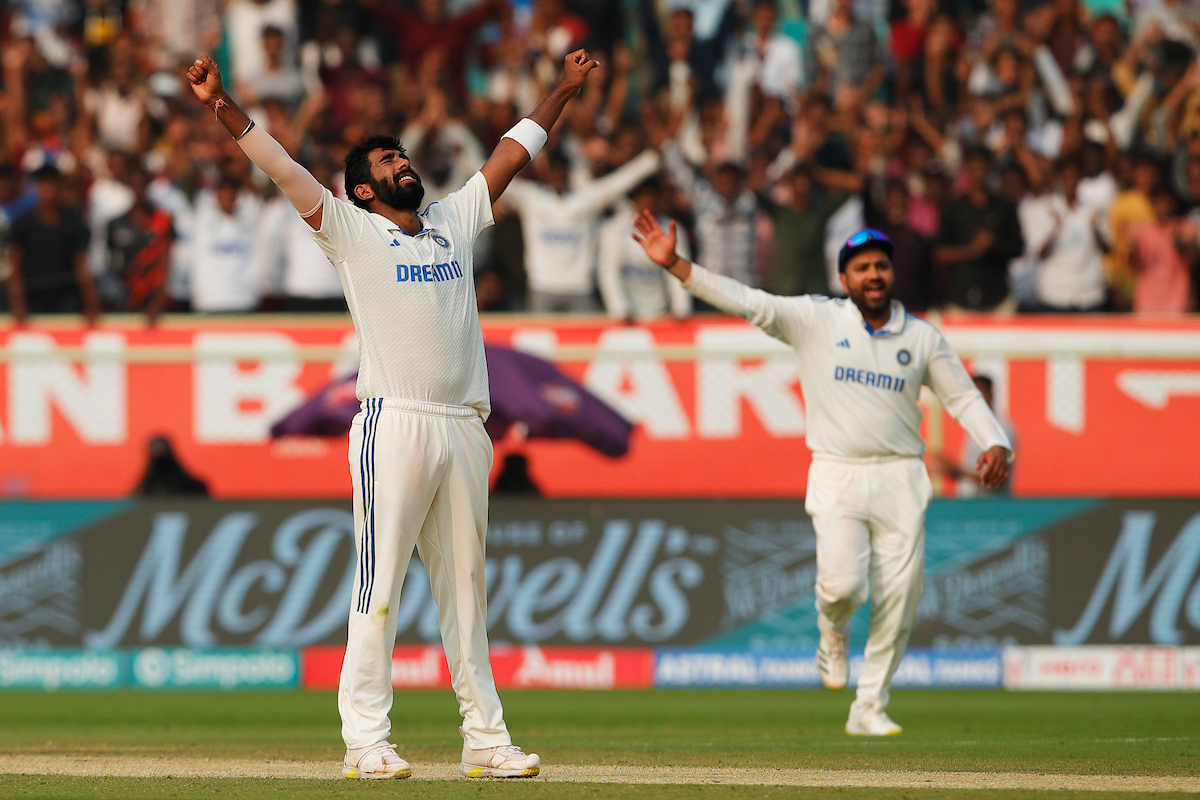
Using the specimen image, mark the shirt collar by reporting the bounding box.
[843,297,908,337]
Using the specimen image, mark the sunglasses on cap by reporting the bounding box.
[838,228,893,272]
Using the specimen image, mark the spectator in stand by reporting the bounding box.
[742,0,806,111]
[1107,151,1160,310]
[1025,155,1112,312]
[598,175,691,322]
[6,164,99,324]
[317,24,390,135]
[807,0,886,113]
[107,163,174,323]
[256,157,346,312]
[127,0,222,71]
[1130,183,1197,313]
[241,24,307,112]
[662,138,758,288]
[224,0,299,91]
[363,0,508,106]
[401,87,487,203]
[890,0,935,101]
[864,180,937,311]
[934,145,1023,312]
[0,163,36,223]
[757,164,848,297]
[86,149,135,309]
[502,147,660,311]
[639,0,741,103]
[188,175,263,313]
[81,33,160,155]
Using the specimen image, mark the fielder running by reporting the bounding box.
[631,216,1012,735]
[188,51,598,778]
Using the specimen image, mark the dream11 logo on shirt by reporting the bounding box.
[395,262,464,283]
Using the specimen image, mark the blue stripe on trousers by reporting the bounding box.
[364,398,379,613]
[356,399,379,614]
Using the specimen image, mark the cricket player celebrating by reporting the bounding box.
[631,215,1012,735]
[188,51,598,778]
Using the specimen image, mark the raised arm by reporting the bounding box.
[480,49,598,205]
[186,55,326,229]
[631,210,796,341]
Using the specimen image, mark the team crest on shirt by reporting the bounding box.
[897,349,912,366]
[432,233,450,248]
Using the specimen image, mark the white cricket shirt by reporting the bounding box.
[597,204,691,320]
[683,264,1012,459]
[190,190,263,313]
[310,171,493,415]
[504,150,660,295]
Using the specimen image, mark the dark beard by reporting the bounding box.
[850,283,892,315]
[370,173,424,211]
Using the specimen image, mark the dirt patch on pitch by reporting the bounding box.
[1,755,1197,791]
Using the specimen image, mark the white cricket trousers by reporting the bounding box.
[338,398,511,751]
[805,454,932,711]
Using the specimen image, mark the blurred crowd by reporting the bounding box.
[1,0,1199,325]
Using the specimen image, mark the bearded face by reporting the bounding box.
[369,168,425,211]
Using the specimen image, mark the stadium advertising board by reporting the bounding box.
[302,644,656,690]
[1004,646,1200,690]
[0,648,298,690]
[0,316,1198,499]
[2,499,1198,657]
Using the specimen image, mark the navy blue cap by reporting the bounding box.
[837,228,893,272]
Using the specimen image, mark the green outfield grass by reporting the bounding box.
[0,689,1197,799]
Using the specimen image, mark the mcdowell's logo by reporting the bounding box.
[85,510,712,649]
[1054,510,1200,645]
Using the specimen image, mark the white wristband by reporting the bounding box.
[502,118,548,159]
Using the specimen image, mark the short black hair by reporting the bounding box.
[31,163,61,182]
[629,174,662,199]
[344,135,405,209]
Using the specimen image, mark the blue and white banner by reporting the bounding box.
[0,647,299,690]
[653,648,1003,688]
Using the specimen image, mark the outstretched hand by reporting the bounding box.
[631,210,678,268]
[559,49,599,98]
[187,55,225,106]
[975,445,1011,489]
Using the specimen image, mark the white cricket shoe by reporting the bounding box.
[816,616,849,690]
[845,701,903,736]
[342,742,412,779]
[460,739,540,778]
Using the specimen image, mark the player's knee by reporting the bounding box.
[817,576,868,607]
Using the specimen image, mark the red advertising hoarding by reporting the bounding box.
[301,645,655,690]
[1,314,1197,498]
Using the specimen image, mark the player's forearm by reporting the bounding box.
[199,84,323,218]
[205,90,254,140]
[525,82,578,135]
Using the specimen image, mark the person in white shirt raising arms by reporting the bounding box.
[187,49,597,780]
[631,214,1012,736]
